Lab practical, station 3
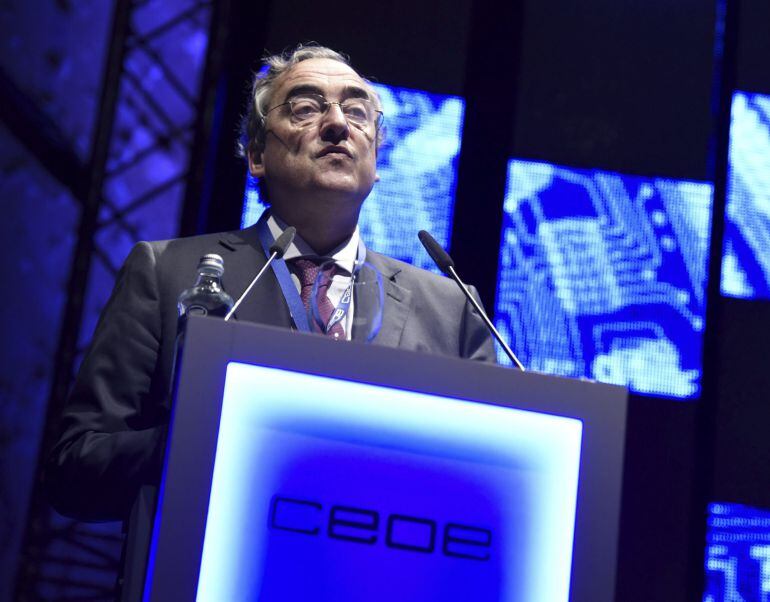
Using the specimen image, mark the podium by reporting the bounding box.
[140,315,627,601]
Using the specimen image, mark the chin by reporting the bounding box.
[316,175,369,194]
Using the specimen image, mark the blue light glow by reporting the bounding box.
[242,83,463,272]
[720,91,770,299]
[197,361,583,601]
[494,159,713,399]
[704,502,770,602]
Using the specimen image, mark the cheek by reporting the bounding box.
[359,139,378,167]
[364,148,379,176]
[267,123,306,154]
[286,130,309,153]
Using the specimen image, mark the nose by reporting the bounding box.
[319,103,350,144]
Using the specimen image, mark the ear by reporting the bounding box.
[248,149,265,178]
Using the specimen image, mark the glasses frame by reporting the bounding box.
[265,93,385,133]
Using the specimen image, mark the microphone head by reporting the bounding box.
[270,227,296,258]
[418,230,454,275]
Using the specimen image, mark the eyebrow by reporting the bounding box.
[282,84,372,103]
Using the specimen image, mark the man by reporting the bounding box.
[45,44,495,523]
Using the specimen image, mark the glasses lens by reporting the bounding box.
[340,99,371,126]
[289,96,324,121]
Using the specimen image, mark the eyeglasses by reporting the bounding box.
[266,93,384,131]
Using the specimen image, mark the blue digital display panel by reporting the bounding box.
[242,83,464,272]
[704,502,770,601]
[197,362,583,601]
[495,160,713,399]
[720,91,770,299]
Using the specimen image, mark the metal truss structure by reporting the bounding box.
[12,0,215,598]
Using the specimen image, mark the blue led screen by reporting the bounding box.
[704,502,770,602]
[494,160,713,399]
[721,92,770,299]
[242,83,464,271]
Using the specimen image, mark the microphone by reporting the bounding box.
[269,227,296,257]
[224,226,296,321]
[418,230,454,275]
[418,230,525,371]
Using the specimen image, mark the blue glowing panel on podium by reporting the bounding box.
[720,92,770,299]
[494,160,713,399]
[196,362,583,601]
[703,502,770,602]
[242,83,464,272]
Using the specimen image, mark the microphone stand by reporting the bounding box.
[446,265,525,371]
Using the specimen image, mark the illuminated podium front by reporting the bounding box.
[143,316,627,601]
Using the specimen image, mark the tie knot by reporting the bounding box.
[290,258,336,288]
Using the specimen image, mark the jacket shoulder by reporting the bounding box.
[142,226,258,261]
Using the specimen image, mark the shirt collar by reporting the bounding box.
[266,212,360,274]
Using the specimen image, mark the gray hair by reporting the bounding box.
[238,43,384,162]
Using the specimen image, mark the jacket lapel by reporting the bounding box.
[364,251,412,348]
[217,227,293,328]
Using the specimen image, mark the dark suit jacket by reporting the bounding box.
[45,225,496,521]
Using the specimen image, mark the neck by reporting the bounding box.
[270,202,359,255]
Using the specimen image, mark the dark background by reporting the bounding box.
[1,0,769,600]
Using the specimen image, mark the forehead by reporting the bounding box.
[273,58,374,99]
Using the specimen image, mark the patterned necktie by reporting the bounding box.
[290,258,346,339]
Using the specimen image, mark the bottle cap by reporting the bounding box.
[198,254,225,275]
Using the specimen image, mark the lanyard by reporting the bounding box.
[318,275,353,332]
[255,210,366,334]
